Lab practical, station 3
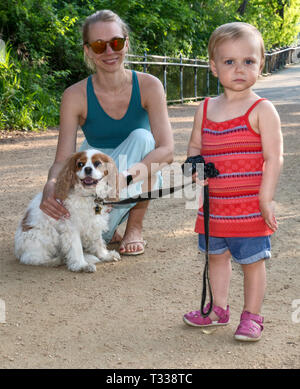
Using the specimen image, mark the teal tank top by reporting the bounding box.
[81,70,151,148]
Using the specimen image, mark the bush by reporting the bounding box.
[0,42,70,130]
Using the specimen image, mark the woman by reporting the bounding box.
[40,10,174,255]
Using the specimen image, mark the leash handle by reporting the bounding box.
[200,185,213,317]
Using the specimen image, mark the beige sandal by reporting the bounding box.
[119,239,147,256]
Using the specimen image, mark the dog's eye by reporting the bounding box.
[77,162,84,168]
[94,161,101,168]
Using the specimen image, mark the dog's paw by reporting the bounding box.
[84,254,101,264]
[101,250,120,262]
[108,250,121,262]
[82,263,97,273]
[68,262,96,273]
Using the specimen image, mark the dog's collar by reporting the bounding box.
[94,196,104,215]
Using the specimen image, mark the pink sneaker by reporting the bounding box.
[183,303,230,327]
[234,311,264,341]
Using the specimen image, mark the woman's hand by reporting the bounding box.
[39,181,70,220]
[259,200,278,231]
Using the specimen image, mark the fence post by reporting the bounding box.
[180,54,183,103]
[194,59,197,101]
[163,55,167,96]
[206,68,210,96]
[143,51,147,73]
[264,55,268,74]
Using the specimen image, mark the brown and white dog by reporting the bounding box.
[15,149,120,272]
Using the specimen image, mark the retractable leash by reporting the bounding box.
[97,155,219,317]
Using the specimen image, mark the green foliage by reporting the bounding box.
[0,43,70,130]
[0,0,299,130]
[233,0,300,49]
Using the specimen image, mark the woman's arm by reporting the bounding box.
[257,100,283,230]
[40,83,85,219]
[121,73,173,188]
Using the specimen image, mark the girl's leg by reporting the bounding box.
[183,249,232,326]
[234,259,266,341]
[241,259,266,314]
[208,250,232,320]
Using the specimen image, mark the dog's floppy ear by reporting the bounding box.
[55,152,84,200]
[97,153,120,202]
[106,156,119,202]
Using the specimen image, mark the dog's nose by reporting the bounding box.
[84,167,92,175]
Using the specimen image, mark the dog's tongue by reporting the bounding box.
[83,177,95,185]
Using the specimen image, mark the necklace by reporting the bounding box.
[93,69,130,96]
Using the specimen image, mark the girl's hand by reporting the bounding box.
[192,172,208,186]
[190,173,207,209]
[39,181,70,220]
[259,200,278,231]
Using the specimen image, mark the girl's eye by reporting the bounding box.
[94,161,101,168]
[225,59,233,65]
[77,162,84,168]
[245,59,253,65]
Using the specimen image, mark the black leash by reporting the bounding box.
[97,155,219,318]
[183,155,219,317]
[101,183,188,206]
[201,184,214,317]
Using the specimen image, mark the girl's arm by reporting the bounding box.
[257,100,283,230]
[186,101,206,184]
[188,101,204,157]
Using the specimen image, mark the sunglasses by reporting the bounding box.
[87,37,126,54]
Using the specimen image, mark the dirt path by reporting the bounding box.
[0,64,299,369]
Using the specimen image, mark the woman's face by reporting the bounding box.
[84,21,128,72]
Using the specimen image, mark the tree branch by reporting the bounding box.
[237,0,250,15]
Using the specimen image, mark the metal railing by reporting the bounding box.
[125,45,300,104]
[264,46,300,74]
[125,53,216,104]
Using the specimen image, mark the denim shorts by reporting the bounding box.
[198,234,271,264]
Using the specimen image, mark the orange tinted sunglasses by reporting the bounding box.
[88,37,126,54]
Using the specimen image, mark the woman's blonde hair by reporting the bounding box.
[82,10,130,71]
[208,22,265,66]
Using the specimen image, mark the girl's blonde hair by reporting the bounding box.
[82,10,130,71]
[208,22,265,66]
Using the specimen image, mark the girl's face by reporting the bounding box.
[84,21,128,72]
[210,36,263,92]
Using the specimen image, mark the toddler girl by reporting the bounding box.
[183,22,283,341]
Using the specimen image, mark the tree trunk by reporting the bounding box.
[237,0,250,15]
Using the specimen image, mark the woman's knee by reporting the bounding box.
[128,128,155,148]
[79,139,91,152]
